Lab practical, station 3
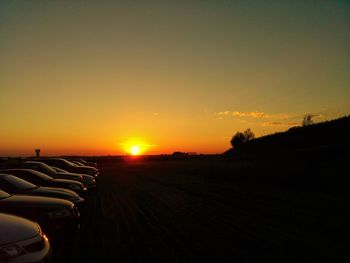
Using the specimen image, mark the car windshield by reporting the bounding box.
[0,190,10,200]
[3,175,37,190]
[27,170,54,181]
[78,159,88,164]
[52,166,69,173]
[26,161,56,174]
[2,169,54,181]
[60,159,78,167]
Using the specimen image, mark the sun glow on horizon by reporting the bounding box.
[120,138,151,155]
[130,145,141,155]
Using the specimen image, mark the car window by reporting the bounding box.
[0,190,10,199]
[0,179,14,192]
[60,159,77,167]
[3,175,36,190]
[25,162,56,174]
[77,159,87,164]
[19,173,39,184]
[37,159,55,166]
[27,170,53,181]
[74,161,85,166]
[52,166,69,173]
[4,169,53,182]
[44,158,77,167]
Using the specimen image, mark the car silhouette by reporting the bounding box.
[71,160,85,166]
[0,213,51,262]
[35,158,99,177]
[23,161,96,189]
[68,158,98,169]
[0,190,80,236]
[51,166,68,173]
[0,173,84,208]
[0,169,87,196]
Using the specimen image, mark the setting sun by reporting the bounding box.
[121,138,152,156]
[130,145,141,155]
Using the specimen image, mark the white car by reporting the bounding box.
[0,213,51,262]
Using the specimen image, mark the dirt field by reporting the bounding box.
[53,156,349,262]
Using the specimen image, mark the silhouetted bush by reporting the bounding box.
[244,128,255,141]
[230,129,255,149]
[302,114,314,126]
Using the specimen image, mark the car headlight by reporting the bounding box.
[47,208,72,219]
[0,245,25,261]
[68,184,80,191]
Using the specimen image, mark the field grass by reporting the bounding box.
[50,155,350,262]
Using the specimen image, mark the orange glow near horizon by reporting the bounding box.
[0,1,349,157]
[120,138,151,156]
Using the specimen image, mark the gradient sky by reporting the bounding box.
[1,0,349,156]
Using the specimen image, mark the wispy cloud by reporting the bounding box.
[216,110,291,120]
[262,121,299,127]
[216,109,347,127]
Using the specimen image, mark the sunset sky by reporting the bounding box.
[1,1,349,156]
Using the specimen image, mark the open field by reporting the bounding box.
[55,156,349,262]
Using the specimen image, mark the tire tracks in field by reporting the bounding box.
[138,174,329,250]
[69,162,350,262]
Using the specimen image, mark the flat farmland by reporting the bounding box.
[58,156,348,262]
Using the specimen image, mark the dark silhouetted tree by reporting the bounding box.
[230,129,255,148]
[230,132,245,148]
[244,128,255,141]
[302,114,314,126]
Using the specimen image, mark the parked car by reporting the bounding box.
[0,173,85,208]
[68,158,98,169]
[0,190,80,236]
[36,158,99,177]
[0,213,51,263]
[23,161,96,189]
[71,161,85,167]
[0,169,87,196]
[51,166,69,173]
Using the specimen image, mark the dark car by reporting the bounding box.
[36,158,99,177]
[68,158,98,169]
[23,161,96,189]
[51,166,68,173]
[71,160,85,166]
[0,173,84,208]
[0,169,87,196]
[0,190,80,236]
[0,213,51,262]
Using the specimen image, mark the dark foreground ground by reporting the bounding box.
[53,155,349,262]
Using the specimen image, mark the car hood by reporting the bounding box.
[55,171,83,177]
[0,213,39,245]
[27,186,80,201]
[74,166,97,172]
[0,194,73,208]
[73,173,95,180]
[52,178,84,187]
